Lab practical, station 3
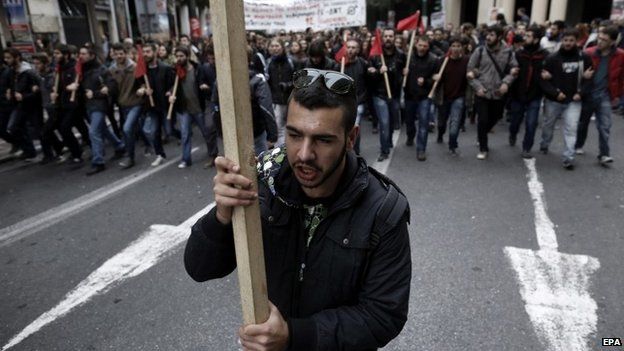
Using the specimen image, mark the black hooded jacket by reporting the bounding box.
[81,59,112,113]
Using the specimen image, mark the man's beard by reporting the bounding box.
[296,141,347,190]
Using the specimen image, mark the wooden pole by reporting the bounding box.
[52,72,59,104]
[210,0,270,325]
[69,75,79,102]
[340,32,347,73]
[143,75,155,107]
[166,75,179,121]
[428,56,449,99]
[402,30,416,88]
[380,53,392,99]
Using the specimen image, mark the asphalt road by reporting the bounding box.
[1,111,622,351]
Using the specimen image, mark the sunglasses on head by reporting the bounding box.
[292,69,354,95]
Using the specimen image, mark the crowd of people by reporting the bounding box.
[1,13,622,175]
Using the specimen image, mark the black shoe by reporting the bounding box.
[39,156,56,165]
[521,151,533,159]
[119,157,135,169]
[86,164,106,176]
[428,123,435,133]
[539,147,548,155]
[377,153,389,162]
[449,149,458,156]
[509,135,516,146]
[562,160,574,170]
[405,139,414,146]
[110,149,125,161]
[68,157,84,169]
[417,151,427,161]
[436,135,443,144]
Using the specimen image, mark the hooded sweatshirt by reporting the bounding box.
[540,46,592,103]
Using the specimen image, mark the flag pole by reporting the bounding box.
[402,30,417,88]
[380,53,392,99]
[428,55,449,99]
[340,32,347,73]
[143,76,155,107]
[167,75,179,121]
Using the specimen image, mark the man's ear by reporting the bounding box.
[346,125,359,151]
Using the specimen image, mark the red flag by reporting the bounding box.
[175,64,187,80]
[369,28,383,57]
[335,43,347,63]
[134,45,147,78]
[55,64,61,74]
[397,11,421,32]
[74,59,83,80]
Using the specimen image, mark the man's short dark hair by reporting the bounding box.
[143,41,159,52]
[448,35,463,45]
[308,39,326,58]
[55,44,71,56]
[80,45,96,57]
[487,25,504,38]
[175,46,190,57]
[382,28,395,36]
[32,52,49,65]
[416,35,431,44]
[4,48,21,59]
[601,26,619,41]
[527,25,544,39]
[288,77,357,134]
[180,34,190,41]
[111,43,126,52]
[553,20,566,30]
[562,28,579,39]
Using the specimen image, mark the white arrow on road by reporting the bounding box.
[2,203,215,351]
[504,159,600,351]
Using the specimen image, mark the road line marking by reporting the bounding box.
[1,203,215,351]
[372,129,401,174]
[4,140,398,350]
[0,147,199,248]
[504,158,600,351]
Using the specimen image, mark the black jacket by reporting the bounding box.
[511,45,548,101]
[368,49,406,99]
[212,68,278,141]
[266,54,296,105]
[0,66,13,113]
[184,151,411,351]
[145,61,175,113]
[9,62,41,114]
[171,61,206,113]
[540,47,592,103]
[57,59,79,109]
[343,56,369,104]
[303,56,340,72]
[81,60,111,113]
[404,51,439,101]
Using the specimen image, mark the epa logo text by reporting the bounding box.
[602,338,622,346]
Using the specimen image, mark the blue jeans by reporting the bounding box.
[541,100,581,162]
[576,91,612,157]
[178,111,210,164]
[438,97,465,150]
[372,96,400,155]
[144,110,166,158]
[7,109,36,157]
[405,99,432,152]
[121,105,143,160]
[509,98,541,152]
[88,110,125,165]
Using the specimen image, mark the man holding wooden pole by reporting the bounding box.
[367,28,406,162]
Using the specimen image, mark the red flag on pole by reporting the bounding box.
[134,45,147,78]
[74,59,83,81]
[175,64,187,80]
[334,43,347,63]
[397,10,425,34]
[369,28,383,57]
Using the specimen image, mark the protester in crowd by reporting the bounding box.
[158,44,176,66]
[539,28,593,170]
[342,38,369,154]
[32,53,64,164]
[402,35,438,161]
[575,26,622,166]
[508,25,548,159]
[266,38,296,145]
[541,20,565,53]
[289,40,308,70]
[467,24,518,160]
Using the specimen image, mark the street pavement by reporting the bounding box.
[0,113,623,351]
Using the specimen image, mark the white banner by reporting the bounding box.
[244,0,366,32]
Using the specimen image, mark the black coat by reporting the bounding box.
[184,152,411,351]
[9,62,41,114]
[511,46,548,102]
[404,51,439,101]
[58,59,79,109]
[540,48,593,103]
[81,60,111,113]
[368,49,406,99]
[145,61,175,113]
[343,56,369,104]
[266,54,296,105]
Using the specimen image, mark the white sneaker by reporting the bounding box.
[151,155,165,166]
[177,161,189,169]
[477,151,488,160]
[575,148,585,155]
[599,155,614,165]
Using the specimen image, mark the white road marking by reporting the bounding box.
[372,129,401,174]
[5,140,399,350]
[0,147,199,248]
[1,203,215,351]
[504,158,600,351]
